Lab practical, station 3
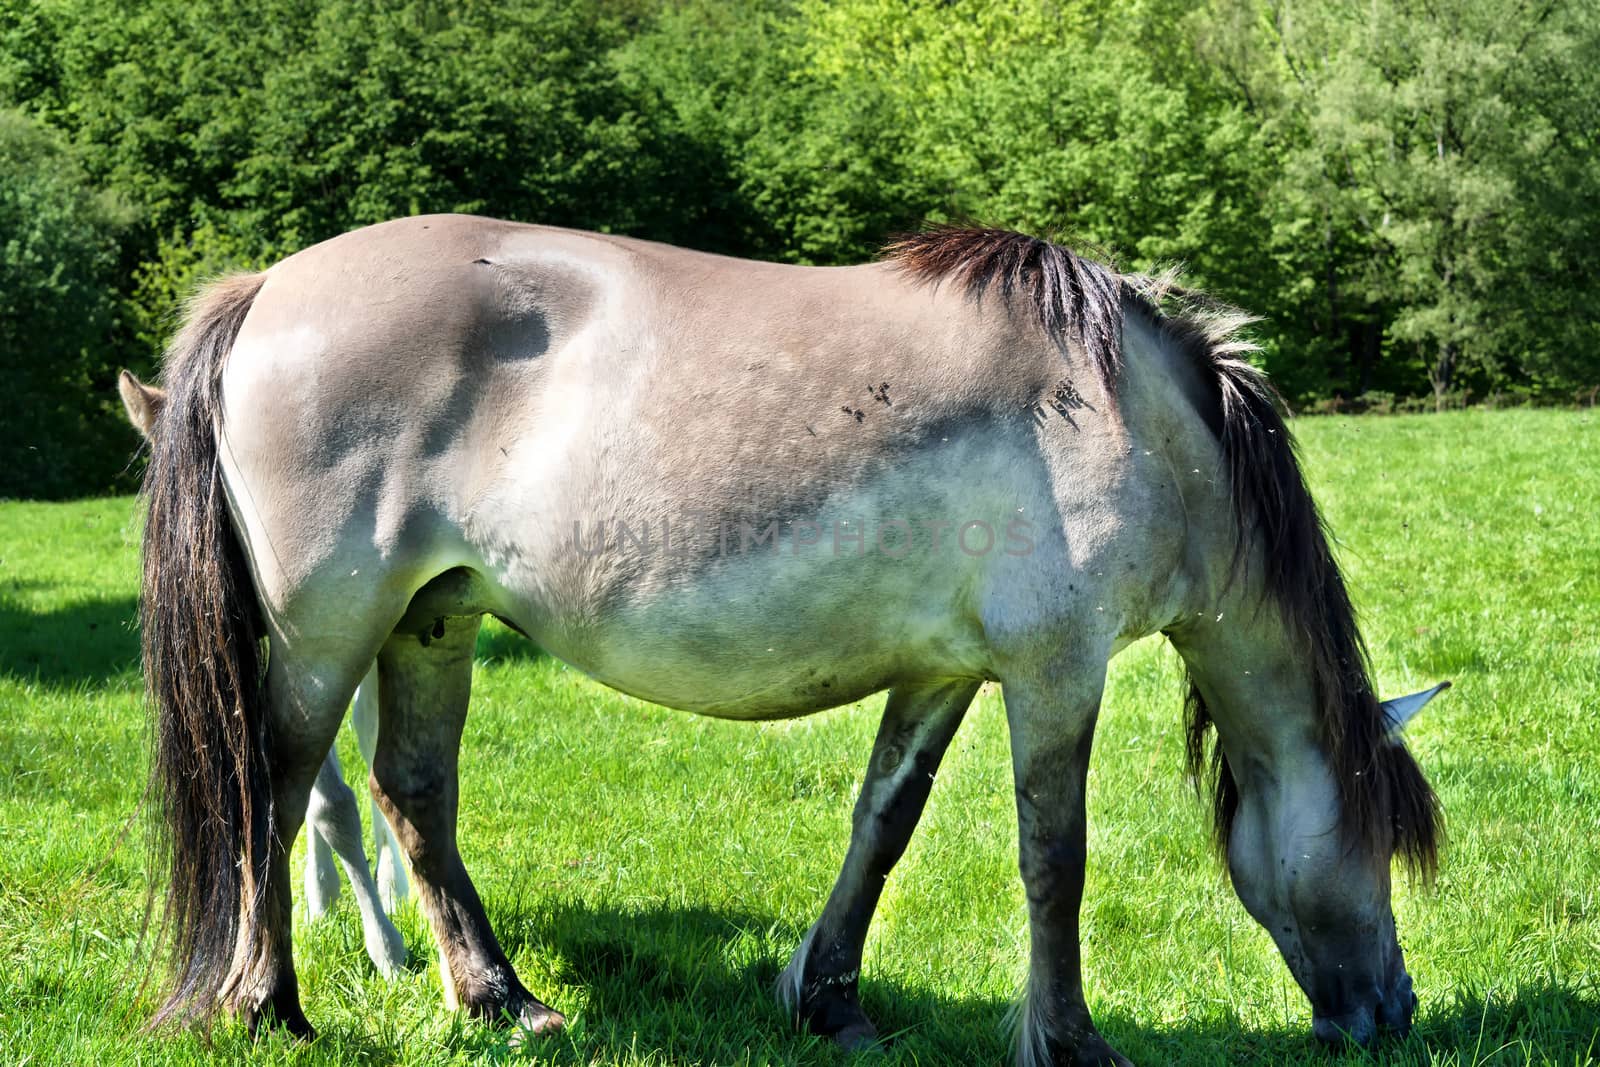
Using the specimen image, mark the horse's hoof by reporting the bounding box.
[1066,1042,1133,1067]
[493,984,566,1035]
[1020,1033,1132,1067]
[832,1019,881,1052]
[797,988,879,1051]
[517,1002,566,1034]
[242,1000,316,1041]
[505,997,566,1047]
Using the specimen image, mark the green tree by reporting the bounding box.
[1242,0,1600,405]
[619,0,933,263]
[792,0,1268,269]
[0,110,130,500]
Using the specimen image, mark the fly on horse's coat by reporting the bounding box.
[136,215,1445,1066]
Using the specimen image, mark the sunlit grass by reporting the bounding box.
[1,409,1596,1065]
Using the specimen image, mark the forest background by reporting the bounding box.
[3,0,1596,498]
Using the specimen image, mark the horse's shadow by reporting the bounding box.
[0,583,140,685]
[429,899,1600,1065]
[0,586,536,687]
[439,899,1009,1064]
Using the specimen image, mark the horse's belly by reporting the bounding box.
[563,642,901,721]
[521,550,995,721]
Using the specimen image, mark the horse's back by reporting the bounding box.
[217,214,1187,716]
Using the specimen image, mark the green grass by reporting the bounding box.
[1,409,1597,1066]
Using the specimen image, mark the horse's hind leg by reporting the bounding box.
[222,644,374,1036]
[1001,652,1130,1067]
[778,679,979,1048]
[352,666,410,911]
[303,744,408,978]
[370,614,561,1033]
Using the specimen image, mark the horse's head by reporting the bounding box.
[1288,680,1448,1045]
[118,369,166,440]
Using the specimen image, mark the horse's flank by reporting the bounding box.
[219,217,1142,707]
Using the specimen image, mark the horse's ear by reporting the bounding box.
[1381,681,1450,732]
[118,369,167,439]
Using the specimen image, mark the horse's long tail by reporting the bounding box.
[139,272,269,1026]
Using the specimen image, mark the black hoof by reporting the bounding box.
[830,1018,882,1052]
[1020,1029,1132,1067]
[465,980,567,1039]
[799,986,881,1051]
[243,998,315,1041]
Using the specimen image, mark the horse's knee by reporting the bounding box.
[308,768,357,820]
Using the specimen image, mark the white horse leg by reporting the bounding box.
[302,752,343,920]
[353,665,410,911]
[777,679,979,1048]
[1001,650,1130,1067]
[303,745,408,979]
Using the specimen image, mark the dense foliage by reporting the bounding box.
[0,109,128,499]
[2,0,1595,497]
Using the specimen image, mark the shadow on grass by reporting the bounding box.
[440,899,1008,1065]
[0,583,539,690]
[0,584,140,686]
[434,899,1600,1065]
[475,621,546,667]
[1115,982,1600,1065]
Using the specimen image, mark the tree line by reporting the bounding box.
[2,0,1595,498]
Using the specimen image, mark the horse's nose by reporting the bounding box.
[1312,1007,1377,1047]
[1376,971,1418,1035]
[1314,971,1415,1048]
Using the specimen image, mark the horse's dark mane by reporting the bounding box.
[884,226,1439,876]
[885,227,1123,396]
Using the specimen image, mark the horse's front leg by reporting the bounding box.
[304,745,408,979]
[370,616,562,1034]
[352,666,411,912]
[778,679,979,1049]
[1002,656,1129,1067]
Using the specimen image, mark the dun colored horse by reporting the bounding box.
[137,217,1442,1066]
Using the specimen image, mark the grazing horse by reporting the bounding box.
[137,216,1442,1066]
[121,372,410,975]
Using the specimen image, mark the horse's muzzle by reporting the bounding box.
[1312,969,1416,1047]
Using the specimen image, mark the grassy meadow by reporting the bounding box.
[1,408,1596,1066]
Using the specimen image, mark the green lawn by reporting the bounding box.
[1,409,1597,1066]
